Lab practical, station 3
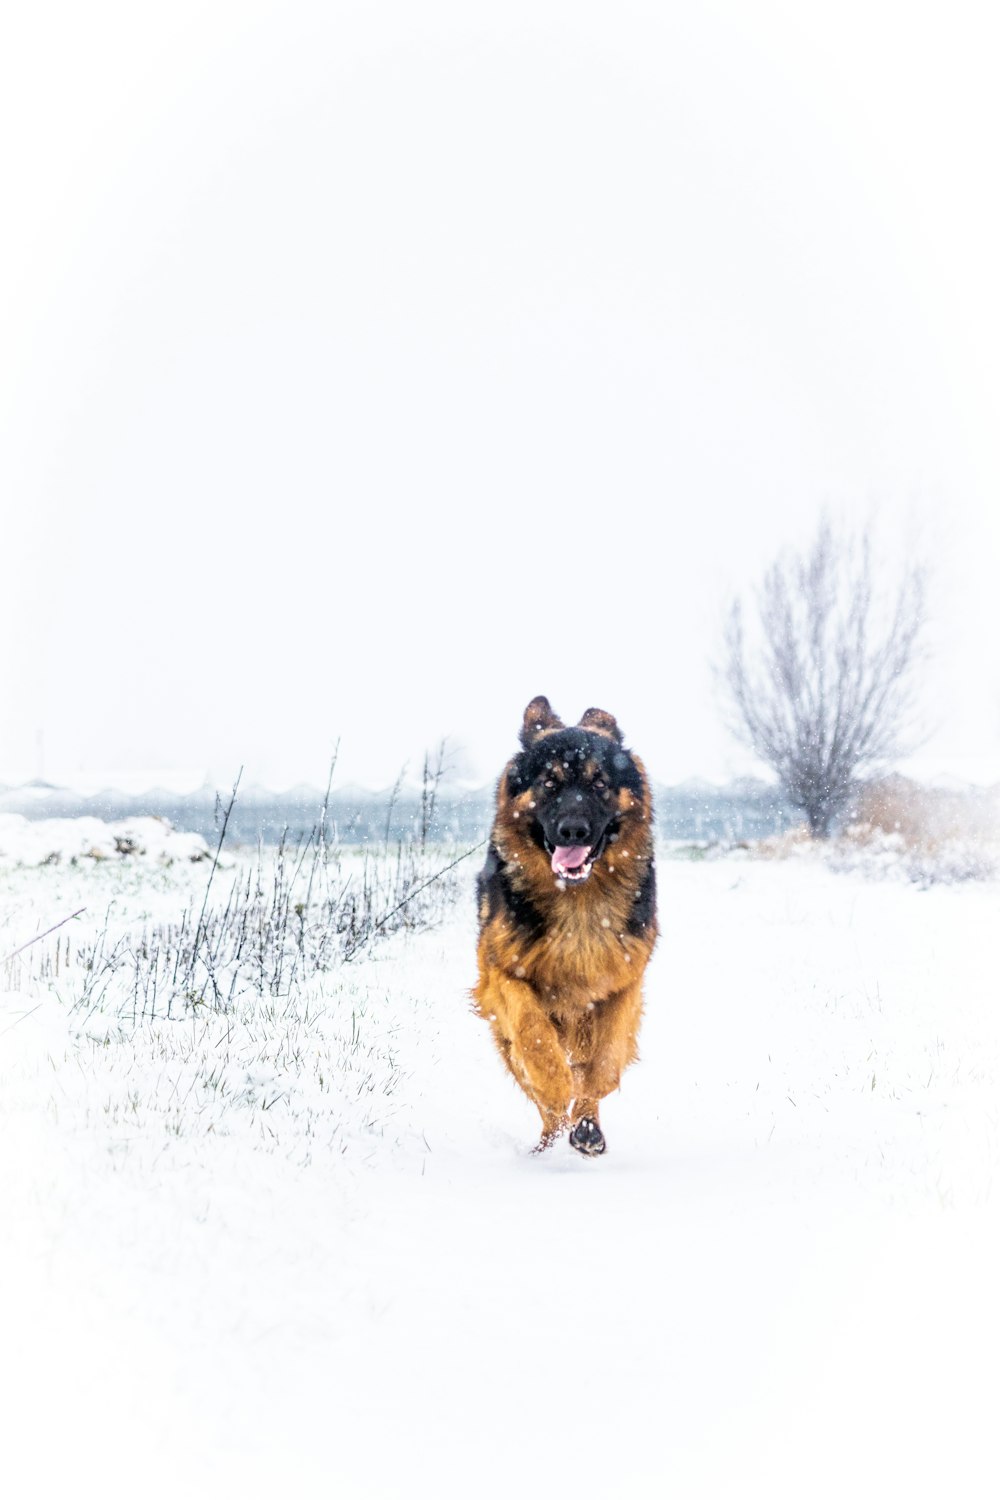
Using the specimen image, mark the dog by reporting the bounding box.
[473,696,657,1155]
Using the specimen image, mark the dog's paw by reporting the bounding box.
[568,1116,607,1157]
[531,1129,562,1154]
[531,1112,569,1154]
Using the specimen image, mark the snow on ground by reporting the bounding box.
[2,842,998,1499]
[0,811,212,867]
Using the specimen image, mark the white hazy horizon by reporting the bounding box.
[3,2,999,793]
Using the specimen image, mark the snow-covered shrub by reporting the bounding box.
[66,836,465,1022]
[842,777,1000,885]
[739,782,1000,885]
[3,833,470,1153]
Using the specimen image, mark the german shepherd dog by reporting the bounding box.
[473,696,657,1156]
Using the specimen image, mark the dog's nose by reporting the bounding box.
[556,815,591,845]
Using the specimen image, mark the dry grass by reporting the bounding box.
[2,836,476,1160]
[746,775,1000,885]
[839,776,1000,885]
[850,775,1000,844]
[748,825,814,860]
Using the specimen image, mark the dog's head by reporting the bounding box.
[502,696,650,884]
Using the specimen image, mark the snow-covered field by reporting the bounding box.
[2,834,998,1499]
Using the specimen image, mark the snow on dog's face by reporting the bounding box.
[505,697,646,885]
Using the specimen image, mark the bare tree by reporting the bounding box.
[722,516,927,838]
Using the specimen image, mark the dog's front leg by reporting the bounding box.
[492,971,573,1147]
[567,979,646,1156]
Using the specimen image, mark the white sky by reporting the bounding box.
[2,0,999,790]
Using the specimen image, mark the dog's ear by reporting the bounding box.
[505,758,526,797]
[578,707,623,744]
[520,695,564,747]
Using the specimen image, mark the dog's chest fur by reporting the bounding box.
[500,858,648,1006]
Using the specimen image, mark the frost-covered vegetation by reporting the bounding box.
[2,808,471,1162]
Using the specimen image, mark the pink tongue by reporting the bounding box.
[551,844,590,872]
